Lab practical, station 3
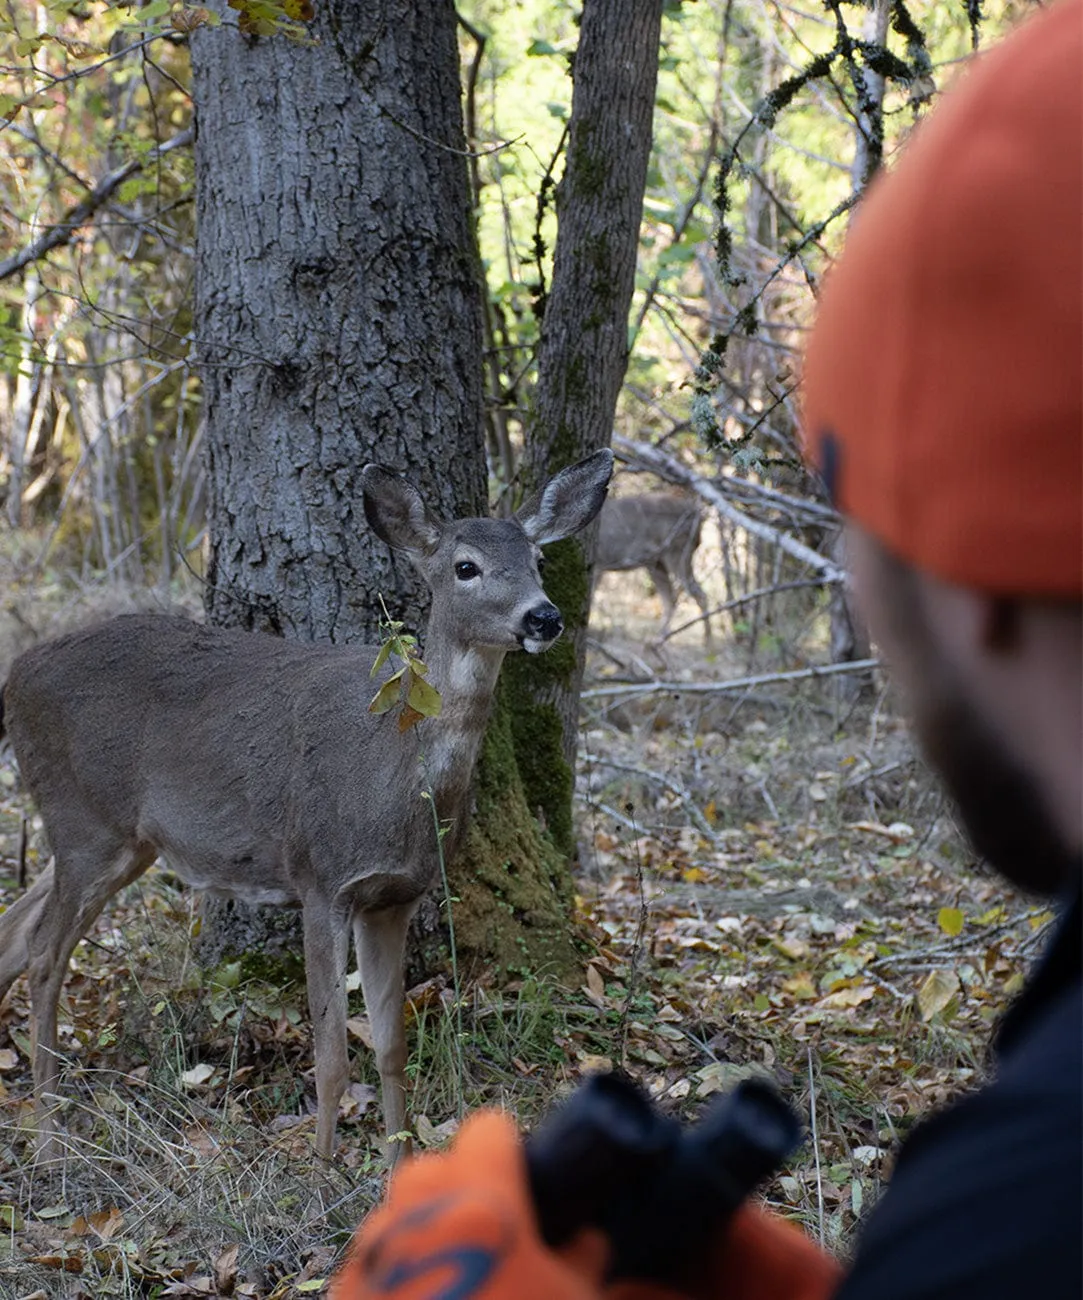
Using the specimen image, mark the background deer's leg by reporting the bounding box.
[302,896,351,1161]
[27,841,154,1159]
[648,562,678,641]
[353,901,417,1163]
[682,567,713,645]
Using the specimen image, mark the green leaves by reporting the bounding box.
[369,606,443,733]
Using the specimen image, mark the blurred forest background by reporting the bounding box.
[0,4,1054,1297]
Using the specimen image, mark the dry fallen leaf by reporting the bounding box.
[346,1015,373,1047]
[818,985,876,1010]
[917,969,960,1022]
[214,1243,239,1296]
[180,1062,217,1088]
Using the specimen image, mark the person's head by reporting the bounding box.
[802,0,1082,897]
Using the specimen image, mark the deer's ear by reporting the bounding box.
[517,449,614,545]
[361,466,442,554]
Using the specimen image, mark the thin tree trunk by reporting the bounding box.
[504,0,663,854]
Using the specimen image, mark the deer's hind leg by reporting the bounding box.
[0,863,54,1006]
[681,568,713,645]
[354,901,418,1164]
[26,837,156,1160]
[648,562,679,642]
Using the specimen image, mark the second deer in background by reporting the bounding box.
[595,489,712,644]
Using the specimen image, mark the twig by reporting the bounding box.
[663,577,839,643]
[582,658,880,701]
[617,806,648,1072]
[867,907,1054,972]
[582,753,716,840]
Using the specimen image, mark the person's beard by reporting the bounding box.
[914,680,1081,897]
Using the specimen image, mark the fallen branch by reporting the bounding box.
[582,657,880,701]
[867,907,1054,971]
[664,576,838,642]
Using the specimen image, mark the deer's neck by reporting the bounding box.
[420,635,506,825]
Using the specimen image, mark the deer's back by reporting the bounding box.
[3,614,436,905]
[595,491,702,572]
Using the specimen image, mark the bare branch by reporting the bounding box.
[0,128,193,283]
[581,657,880,701]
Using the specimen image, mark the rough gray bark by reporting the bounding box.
[192,1,487,643]
[505,0,663,851]
[190,0,487,964]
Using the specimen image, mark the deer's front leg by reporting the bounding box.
[354,901,418,1165]
[302,898,351,1161]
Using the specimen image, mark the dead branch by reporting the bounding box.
[581,657,880,701]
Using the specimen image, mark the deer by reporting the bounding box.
[595,489,712,644]
[0,448,613,1164]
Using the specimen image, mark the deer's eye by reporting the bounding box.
[455,561,480,581]
[537,554,547,575]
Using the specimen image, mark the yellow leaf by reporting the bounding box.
[369,673,402,714]
[938,907,965,937]
[681,865,707,883]
[781,975,818,1000]
[818,985,875,1010]
[916,968,960,1022]
[406,669,442,718]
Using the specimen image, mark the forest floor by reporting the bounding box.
[0,564,1054,1299]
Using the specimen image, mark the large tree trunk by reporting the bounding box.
[505,0,663,855]
[192,2,486,641]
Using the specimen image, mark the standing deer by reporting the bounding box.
[595,489,712,643]
[0,449,613,1163]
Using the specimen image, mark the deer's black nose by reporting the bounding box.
[523,603,563,643]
